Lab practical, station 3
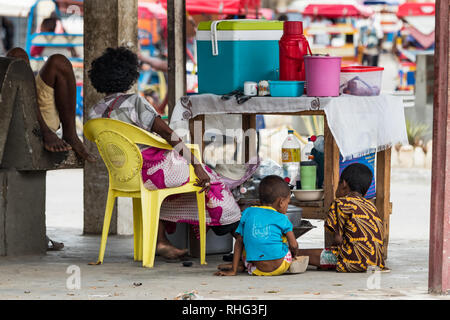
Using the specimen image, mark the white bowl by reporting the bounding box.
[292,189,324,202]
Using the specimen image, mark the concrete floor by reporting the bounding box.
[0,167,448,300]
[1,54,447,299]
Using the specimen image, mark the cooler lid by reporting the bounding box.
[198,20,283,31]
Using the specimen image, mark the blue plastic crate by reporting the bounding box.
[269,80,305,97]
[339,153,376,199]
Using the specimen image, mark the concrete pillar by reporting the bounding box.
[429,0,450,295]
[83,0,138,234]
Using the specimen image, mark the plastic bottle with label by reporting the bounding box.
[301,135,317,161]
[281,130,301,185]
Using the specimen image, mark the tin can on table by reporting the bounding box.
[258,80,270,96]
[244,81,258,96]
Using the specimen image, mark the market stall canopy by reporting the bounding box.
[55,0,84,15]
[395,2,435,50]
[139,0,167,19]
[245,8,273,20]
[363,0,400,5]
[302,1,374,18]
[0,0,36,17]
[286,0,310,13]
[396,2,435,18]
[159,0,260,15]
[397,2,435,36]
[0,0,85,18]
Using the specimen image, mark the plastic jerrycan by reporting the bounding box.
[279,21,312,81]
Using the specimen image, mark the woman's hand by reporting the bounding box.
[151,118,210,193]
[194,164,211,193]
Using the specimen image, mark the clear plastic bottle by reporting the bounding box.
[301,135,317,161]
[281,130,301,185]
[313,135,324,153]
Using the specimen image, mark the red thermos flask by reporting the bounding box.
[279,21,312,81]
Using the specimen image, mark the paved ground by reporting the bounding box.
[1,53,447,299]
[1,167,448,300]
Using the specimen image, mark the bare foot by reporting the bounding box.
[63,135,96,163]
[156,242,188,260]
[217,263,233,271]
[42,130,72,153]
[217,262,244,272]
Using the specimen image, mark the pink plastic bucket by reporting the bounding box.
[304,56,342,97]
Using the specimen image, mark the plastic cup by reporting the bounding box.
[300,161,317,190]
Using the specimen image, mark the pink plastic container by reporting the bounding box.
[304,56,342,97]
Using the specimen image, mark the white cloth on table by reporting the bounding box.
[169,94,408,160]
[323,94,408,160]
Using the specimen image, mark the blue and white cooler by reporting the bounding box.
[196,20,284,95]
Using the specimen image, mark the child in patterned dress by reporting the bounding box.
[297,163,387,272]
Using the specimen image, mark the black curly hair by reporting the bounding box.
[339,163,373,196]
[88,47,140,94]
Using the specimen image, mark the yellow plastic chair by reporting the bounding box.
[84,118,206,268]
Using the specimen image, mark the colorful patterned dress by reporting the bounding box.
[325,193,385,272]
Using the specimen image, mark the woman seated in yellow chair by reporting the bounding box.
[87,47,241,261]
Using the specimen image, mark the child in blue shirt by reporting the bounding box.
[215,175,308,276]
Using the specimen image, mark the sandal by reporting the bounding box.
[46,236,64,251]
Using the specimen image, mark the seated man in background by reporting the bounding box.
[137,50,168,115]
[6,47,94,162]
[30,15,78,58]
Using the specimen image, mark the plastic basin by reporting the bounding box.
[292,189,324,201]
[269,80,305,97]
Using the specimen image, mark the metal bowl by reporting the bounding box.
[286,205,302,228]
[292,189,324,202]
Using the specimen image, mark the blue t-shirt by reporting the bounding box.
[235,206,293,262]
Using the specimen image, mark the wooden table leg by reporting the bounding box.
[323,116,340,247]
[189,115,205,159]
[376,148,392,260]
[241,114,257,163]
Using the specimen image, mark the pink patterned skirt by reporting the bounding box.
[141,147,241,231]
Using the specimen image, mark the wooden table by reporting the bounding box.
[189,110,392,259]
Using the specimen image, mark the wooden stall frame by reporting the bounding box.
[189,110,392,256]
